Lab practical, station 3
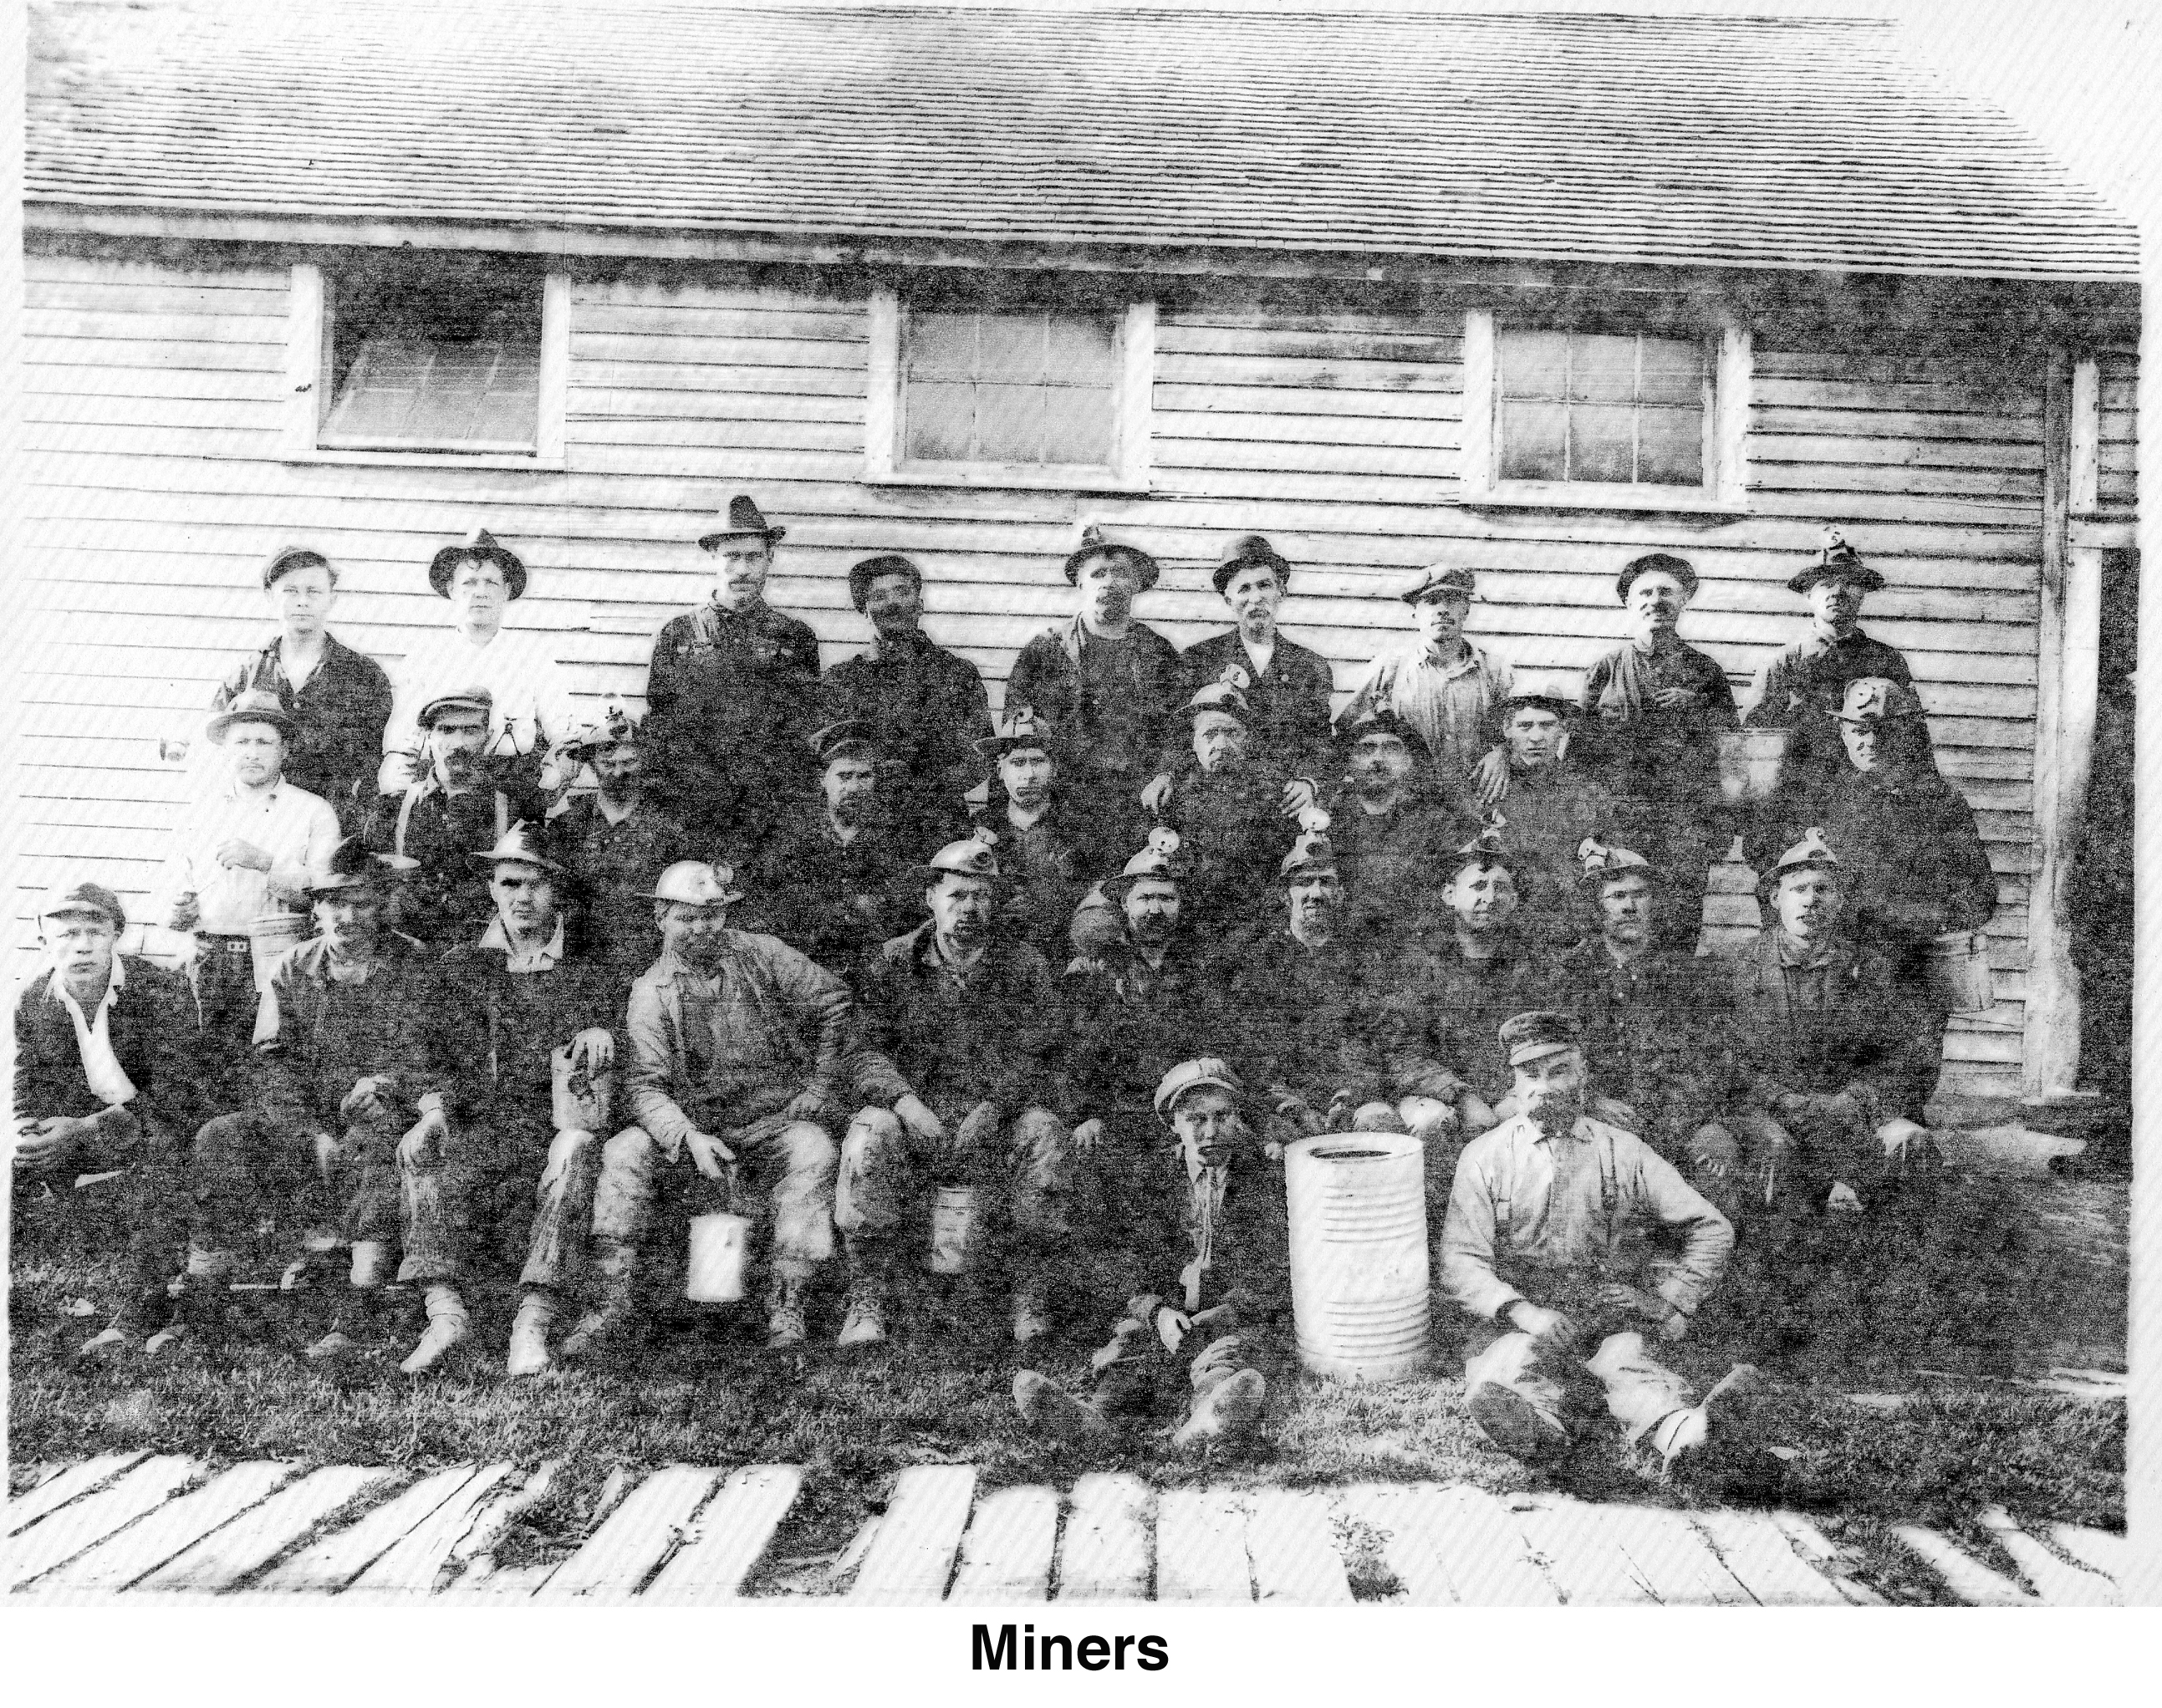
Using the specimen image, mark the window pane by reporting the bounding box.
[1498,330,1568,399]
[904,380,976,461]
[1043,315,1116,385]
[905,312,977,380]
[976,314,1047,382]
[900,306,1121,469]
[1498,399,1570,481]
[1569,404,1638,482]
[322,268,541,451]
[973,383,1046,462]
[1042,385,1117,465]
[1637,405,1706,485]
[1639,338,1706,405]
[1568,334,1638,402]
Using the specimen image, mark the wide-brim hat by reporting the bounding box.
[305,838,416,896]
[1153,1056,1244,1120]
[1787,528,1884,596]
[41,880,127,931]
[428,528,528,599]
[207,688,300,744]
[469,820,566,875]
[1063,523,1160,590]
[1211,533,1291,597]
[699,494,787,551]
[847,553,922,611]
[650,859,747,907]
[1615,552,1699,604]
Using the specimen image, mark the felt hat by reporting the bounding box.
[417,686,494,730]
[40,879,126,930]
[847,552,921,611]
[469,820,566,875]
[1832,676,1921,723]
[1787,528,1884,595]
[973,705,1060,763]
[304,838,415,897]
[1339,706,1431,762]
[917,826,1003,887]
[1449,821,1517,879]
[1153,1057,1244,1120]
[1500,670,1579,717]
[650,859,747,907]
[563,704,644,758]
[428,528,527,599]
[1614,552,1699,604]
[698,494,787,551]
[1577,836,1659,886]
[262,546,332,590]
[1063,522,1161,590]
[1499,1009,1583,1069]
[1279,829,1340,880]
[1400,564,1477,605]
[206,688,299,744]
[1185,681,1252,726]
[809,718,880,766]
[1211,533,1291,597]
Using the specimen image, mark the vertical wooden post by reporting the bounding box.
[2025,346,2103,1096]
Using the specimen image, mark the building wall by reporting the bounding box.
[20,240,2102,1094]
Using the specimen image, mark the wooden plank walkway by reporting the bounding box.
[4,1459,2129,1605]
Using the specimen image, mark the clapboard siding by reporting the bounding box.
[18,245,2089,1091]
[2096,351,2138,511]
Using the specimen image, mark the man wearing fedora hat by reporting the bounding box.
[853,832,1080,1345]
[380,528,579,799]
[1007,522,1184,850]
[645,495,824,858]
[182,839,432,1359]
[548,706,695,999]
[206,546,393,831]
[391,821,627,1375]
[1152,682,1303,936]
[13,881,202,1357]
[968,707,1099,961]
[158,689,342,1093]
[1013,1058,1287,1453]
[823,552,992,855]
[1440,1012,1768,1497]
[1340,564,1514,796]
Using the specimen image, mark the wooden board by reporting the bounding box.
[542,1466,723,1597]
[849,1464,979,1604]
[1155,1487,1253,1604]
[644,1464,803,1601]
[345,1463,517,1594]
[1054,1472,1154,1603]
[4,1453,146,1536]
[258,1466,484,1593]
[1890,1525,2037,1607]
[1690,1509,1848,1606]
[1976,1507,2119,1608]
[135,1466,394,1592]
[1769,1511,1888,1606]
[1244,1488,1353,1605]
[35,1462,298,1591]
[2047,1523,2128,1583]
[1409,1482,1557,1606]
[945,1485,1062,1605]
[5,1456,200,1587]
[1596,1505,1755,1605]
[1341,1484,1455,1605]
[1508,1494,1658,1606]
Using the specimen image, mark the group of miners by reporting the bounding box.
[12,494,1996,1484]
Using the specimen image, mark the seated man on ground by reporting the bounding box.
[13,881,201,1358]
[1014,1059,1287,1454]
[1440,1012,1772,1498]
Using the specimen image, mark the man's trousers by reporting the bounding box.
[1461,1314,1695,1459]
[593,1118,839,1280]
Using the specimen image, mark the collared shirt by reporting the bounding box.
[161,780,342,937]
[52,961,138,1107]
[212,631,394,821]
[381,623,580,779]
[1340,640,1513,783]
[1776,930,1838,1012]
[478,914,568,973]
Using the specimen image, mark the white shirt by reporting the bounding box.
[380,624,580,787]
[478,914,568,973]
[54,959,138,1107]
[161,781,341,937]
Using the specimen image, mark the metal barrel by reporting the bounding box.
[1284,1132,1431,1381]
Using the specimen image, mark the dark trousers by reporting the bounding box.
[400,1114,600,1294]
[15,1119,190,1334]
[193,936,263,1109]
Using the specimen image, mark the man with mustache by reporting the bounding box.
[1485,674,1621,948]
[1013,1059,1287,1453]
[1323,706,1480,960]
[969,707,1097,961]
[1721,830,1943,1216]
[1340,565,1514,801]
[1440,1012,1771,1498]
[549,707,693,1001]
[851,832,1079,1345]
[1154,684,1303,936]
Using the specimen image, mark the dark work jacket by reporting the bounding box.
[212,633,394,831]
[823,632,992,844]
[968,801,1101,961]
[255,933,434,1134]
[364,772,545,951]
[1743,627,1916,793]
[1370,929,1558,1105]
[1007,617,1184,793]
[1573,639,1738,829]
[1491,762,1619,948]
[1553,939,1733,1160]
[1062,936,1215,1128]
[549,792,696,992]
[1160,761,1300,936]
[1203,923,1385,1114]
[1172,630,1336,782]
[421,937,620,1128]
[13,958,204,1137]
[1128,1150,1293,1328]
[743,808,922,985]
[1323,788,1481,959]
[859,921,1063,1124]
[1724,928,1941,1125]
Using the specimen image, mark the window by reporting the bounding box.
[1461,310,1748,509]
[865,289,1154,490]
[284,259,569,467]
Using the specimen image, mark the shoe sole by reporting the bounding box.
[1014,1374,1110,1442]
[1467,1381,1570,1460]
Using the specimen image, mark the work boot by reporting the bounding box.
[1656,1364,1785,1503]
[1172,1369,1267,1452]
[1466,1380,1571,1461]
[1010,1280,1053,1347]
[399,1285,471,1374]
[348,1239,391,1289]
[507,1293,556,1379]
[305,1328,359,1362]
[1013,1370,1114,1442]
[766,1269,810,1349]
[836,1277,889,1348]
[143,1321,188,1357]
[561,1240,638,1362]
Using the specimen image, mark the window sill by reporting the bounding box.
[1460,485,1747,517]
[287,447,566,473]
[862,461,1151,496]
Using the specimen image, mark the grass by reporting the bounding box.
[8,1165,2127,1597]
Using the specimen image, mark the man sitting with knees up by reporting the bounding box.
[1014,1059,1287,1454]
[1440,1012,1772,1498]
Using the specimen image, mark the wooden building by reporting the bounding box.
[19,1,2141,1095]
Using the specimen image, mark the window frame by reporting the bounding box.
[1460,308,1750,512]
[283,261,569,470]
[864,287,1155,492]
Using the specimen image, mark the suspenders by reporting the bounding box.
[1491,1122,1621,1251]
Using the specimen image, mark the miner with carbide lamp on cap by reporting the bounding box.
[549,705,694,999]
[970,707,1099,962]
[1013,1058,1286,1454]
[1440,1011,1777,1500]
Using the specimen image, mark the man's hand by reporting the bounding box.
[1155,1306,1192,1354]
[1072,1117,1105,1155]
[170,893,202,934]
[951,1101,1002,1155]
[686,1129,735,1180]
[312,1130,340,1182]
[1472,745,1512,808]
[1651,685,1706,711]
[339,1078,392,1123]
[1140,772,1175,814]
[1323,1090,1359,1132]
[1876,1117,1930,1163]
[1506,1302,1578,1349]
[783,1089,834,1127]
[1595,1282,1678,1328]
[1277,778,1319,818]
[569,1028,614,1076]
[397,1109,447,1170]
[1826,1181,1864,1215]
[14,1116,90,1175]
[894,1094,946,1145]
[215,838,274,873]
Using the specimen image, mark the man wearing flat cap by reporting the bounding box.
[1482,672,1622,947]
[1340,564,1514,798]
[1007,522,1184,851]
[645,495,824,859]
[380,528,579,801]
[13,882,202,1358]
[1441,1012,1773,1498]
[1014,1058,1288,1453]
[205,545,393,831]
[822,552,992,854]
[968,707,1099,961]
[852,832,1081,1345]
[183,839,432,1359]
[1742,528,1916,798]
[1152,682,1304,936]
[1324,706,1481,960]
